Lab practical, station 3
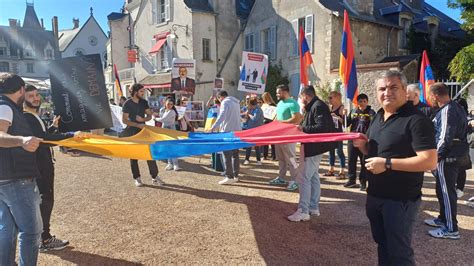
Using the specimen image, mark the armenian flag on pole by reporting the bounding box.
[419,50,435,106]
[299,27,313,86]
[113,64,123,97]
[339,10,359,105]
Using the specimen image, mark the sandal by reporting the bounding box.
[323,170,335,176]
[336,172,346,180]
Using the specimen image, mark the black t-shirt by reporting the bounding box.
[366,103,436,201]
[122,98,149,128]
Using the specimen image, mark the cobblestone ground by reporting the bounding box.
[37,148,474,265]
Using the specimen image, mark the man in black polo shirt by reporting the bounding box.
[354,70,437,265]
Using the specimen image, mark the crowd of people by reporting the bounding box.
[0,70,473,265]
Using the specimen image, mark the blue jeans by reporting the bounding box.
[329,141,346,168]
[0,178,43,266]
[296,154,323,213]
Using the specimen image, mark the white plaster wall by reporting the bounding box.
[62,17,107,62]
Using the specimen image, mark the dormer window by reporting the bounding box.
[24,48,34,58]
[45,49,53,59]
[400,18,411,49]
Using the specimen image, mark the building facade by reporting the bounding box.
[0,2,60,80]
[244,0,465,99]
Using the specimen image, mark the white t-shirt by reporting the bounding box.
[0,105,13,124]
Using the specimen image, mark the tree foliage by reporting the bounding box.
[448,0,474,34]
[265,61,288,100]
[448,43,474,81]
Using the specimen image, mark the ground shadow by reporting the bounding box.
[45,246,142,265]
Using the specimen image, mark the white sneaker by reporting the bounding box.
[152,176,164,186]
[243,160,250,165]
[309,209,320,216]
[256,161,262,166]
[287,209,310,222]
[165,164,173,171]
[134,177,143,187]
[218,177,238,185]
[456,189,464,199]
[173,165,182,171]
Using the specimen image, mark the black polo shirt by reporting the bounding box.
[366,102,436,201]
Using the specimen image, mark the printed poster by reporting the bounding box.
[171,58,196,95]
[238,52,268,94]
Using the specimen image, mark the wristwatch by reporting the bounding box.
[385,158,392,170]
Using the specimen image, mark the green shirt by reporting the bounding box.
[276,98,300,121]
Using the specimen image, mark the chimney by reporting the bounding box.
[52,16,58,39]
[40,18,44,29]
[73,18,80,29]
[8,19,18,27]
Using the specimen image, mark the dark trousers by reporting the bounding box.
[263,145,276,160]
[37,167,54,241]
[130,160,158,179]
[223,149,240,179]
[456,170,466,191]
[366,195,420,266]
[434,160,459,232]
[348,141,367,181]
[245,146,261,161]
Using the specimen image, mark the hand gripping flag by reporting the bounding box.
[339,10,359,105]
[113,64,123,97]
[299,27,313,86]
[419,50,435,106]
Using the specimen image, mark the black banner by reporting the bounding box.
[49,54,112,132]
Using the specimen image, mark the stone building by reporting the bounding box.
[107,0,247,102]
[244,0,465,106]
[0,2,60,80]
[58,8,108,63]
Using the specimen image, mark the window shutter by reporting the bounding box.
[270,26,276,59]
[151,0,157,24]
[291,19,298,56]
[254,32,260,53]
[165,0,171,22]
[305,14,313,53]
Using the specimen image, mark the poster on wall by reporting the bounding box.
[237,51,268,94]
[183,101,204,121]
[171,58,196,95]
[49,54,112,132]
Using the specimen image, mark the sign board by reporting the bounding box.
[110,104,125,132]
[238,52,268,94]
[49,54,113,132]
[127,50,137,63]
[171,58,196,95]
[213,78,224,96]
[183,101,204,121]
[262,105,277,120]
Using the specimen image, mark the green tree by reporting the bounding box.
[448,43,474,81]
[448,0,474,34]
[265,61,289,100]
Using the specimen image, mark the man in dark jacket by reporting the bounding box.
[288,85,335,222]
[345,93,376,190]
[424,83,468,239]
[23,85,83,251]
[0,73,43,265]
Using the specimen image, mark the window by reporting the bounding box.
[0,62,9,72]
[27,63,34,73]
[202,38,211,60]
[152,0,170,24]
[45,49,53,59]
[151,39,170,71]
[24,48,34,58]
[244,33,254,52]
[0,47,6,56]
[400,18,411,49]
[291,14,313,56]
[261,26,276,59]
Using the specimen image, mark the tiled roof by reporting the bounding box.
[58,28,80,52]
[23,4,42,29]
[0,26,58,56]
[184,0,214,13]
